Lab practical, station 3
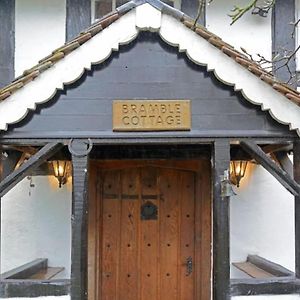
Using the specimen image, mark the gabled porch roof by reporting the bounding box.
[0,0,300,135]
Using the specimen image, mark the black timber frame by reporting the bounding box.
[0,280,70,298]
[70,139,92,300]
[1,137,300,299]
[272,0,296,85]
[66,0,91,41]
[240,140,300,196]
[231,277,300,296]
[213,140,231,300]
[0,259,71,298]
[0,142,63,197]
[294,141,300,278]
[0,0,15,88]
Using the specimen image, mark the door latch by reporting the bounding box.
[186,256,193,276]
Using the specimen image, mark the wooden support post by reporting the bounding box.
[294,140,300,278]
[0,146,3,275]
[0,142,63,197]
[241,141,300,196]
[213,140,231,300]
[70,139,92,300]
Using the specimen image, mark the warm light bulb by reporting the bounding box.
[58,165,64,175]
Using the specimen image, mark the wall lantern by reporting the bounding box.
[52,160,69,188]
[230,161,248,187]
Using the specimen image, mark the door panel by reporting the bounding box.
[88,160,211,300]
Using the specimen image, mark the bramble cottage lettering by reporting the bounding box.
[113,100,191,131]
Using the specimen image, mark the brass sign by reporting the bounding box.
[113,100,191,131]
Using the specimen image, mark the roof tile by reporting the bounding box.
[0,92,11,101]
[286,93,300,106]
[54,42,81,55]
[72,32,92,45]
[99,13,119,28]
[1,82,24,94]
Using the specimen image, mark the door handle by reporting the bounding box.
[186,256,193,276]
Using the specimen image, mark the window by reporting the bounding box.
[93,0,182,20]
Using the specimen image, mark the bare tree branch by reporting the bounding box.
[229,0,258,25]
[193,0,299,85]
[229,0,275,25]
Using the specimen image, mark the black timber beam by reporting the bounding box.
[66,0,91,41]
[294,141,300,278]
[181,0,205,24]
[231,277,300,296]
[0,142,63,197]
[0,279,70,298]
[0,147,3,275]
[240,141,300,196]
[0,0,15,88]
[1,151,22,178]
[70,139,92,300]
[272,0,296,85]
[0,137,295,146]
[275,151,293,177]
[213,140,230,300]
[1,259,48,280]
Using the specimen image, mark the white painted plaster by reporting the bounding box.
[1,176,71,278]
[230,163,295,275]
[15,0,66,77]
[206,0,272,61]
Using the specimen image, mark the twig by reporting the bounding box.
[291,18,300,38]
[241,44,300,85]
[229,0,257,25]
[229,0,275,25]
[193,0,206,28]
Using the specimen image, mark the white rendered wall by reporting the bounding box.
[1,176,71,278]
[15,0,66,77]
[206,0,272,61]
[231,163,298,300]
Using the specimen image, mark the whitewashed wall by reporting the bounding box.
[1,176,72,278]
[206,0,272,61]
[15,0,66,77]
[231,163,295,273]
[231,163,298,300]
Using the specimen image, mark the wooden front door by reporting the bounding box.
[88,160,211,300]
